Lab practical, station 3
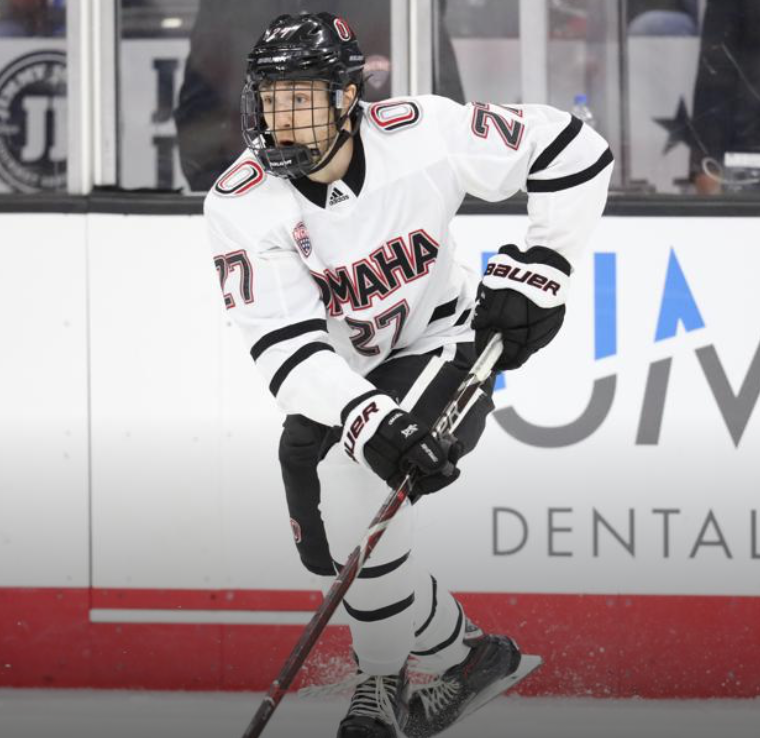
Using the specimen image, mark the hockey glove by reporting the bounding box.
[341,393,462,495]
[472,244,572,371]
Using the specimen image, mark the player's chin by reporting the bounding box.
[314,146,332,164]
[314,137,339,161]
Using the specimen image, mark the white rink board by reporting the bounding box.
[0,214,89,587]
[85,213,313,591]
[434,215,760,596]
[1,212,758,597]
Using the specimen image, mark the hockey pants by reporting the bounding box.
[280,342,494,676]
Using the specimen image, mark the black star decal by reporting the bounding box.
[654,97,698,155]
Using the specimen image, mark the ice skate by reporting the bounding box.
[402,629,541,738]
[337,668,408,738]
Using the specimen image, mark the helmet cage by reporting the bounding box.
[241,74,356,179]
[242,12,365,179]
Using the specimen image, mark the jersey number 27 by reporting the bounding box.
[471,103,524,150]
[214,250,254,309]
[346,299,410,356]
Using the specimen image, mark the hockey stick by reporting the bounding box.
[241,334,504,738]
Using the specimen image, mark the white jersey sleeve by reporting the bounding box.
[204,172,380,428]
[427,95,614,268]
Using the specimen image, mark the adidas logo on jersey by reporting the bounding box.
[329,186,350,206]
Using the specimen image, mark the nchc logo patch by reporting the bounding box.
[292,220,313,258]
[0,50,67,193]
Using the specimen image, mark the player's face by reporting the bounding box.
[259,80,335,155]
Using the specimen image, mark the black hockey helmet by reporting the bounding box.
[242,12,365,179]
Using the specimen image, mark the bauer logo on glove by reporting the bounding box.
[343,400,383,461]
[473,243,572,371]
[340,393,461,495]
[484,261,563,298]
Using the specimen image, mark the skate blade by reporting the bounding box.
[459,654,542,720]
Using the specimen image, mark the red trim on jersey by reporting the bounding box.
[406,228,440,282]
[471,102,525,151]
[311,230,440,316]
[225,249,255,305]
[213,254,235,309]
[214,249,254,309]
[368,238,417,292]
[369,101,421,131]
[375,298,411,347]
[215,159,265,196]
[499,104,524,117]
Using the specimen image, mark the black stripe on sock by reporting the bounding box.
[333,551,410,580]
[428,298,458,324]
[527,147,614,193]
[250,319,327,361]
[411,602,464,657]
[343,593,415,623]
[529,115,583,175]
[414,576,438,637]
[269,342,334,396]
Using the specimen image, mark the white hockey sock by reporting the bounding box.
[408,567,470,674]
[319,443,416,675]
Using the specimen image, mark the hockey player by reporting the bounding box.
[205,11,613,738]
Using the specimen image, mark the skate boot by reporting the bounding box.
[337,668,408,738]
[402,630,522,738]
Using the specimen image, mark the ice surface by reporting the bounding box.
[1,689,758,738]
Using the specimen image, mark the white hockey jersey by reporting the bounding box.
[204,95,613,428]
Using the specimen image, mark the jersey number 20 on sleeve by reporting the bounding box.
[471,103,524,150]
[214,250,254,309]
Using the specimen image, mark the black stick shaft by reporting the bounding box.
[241,335,503,738]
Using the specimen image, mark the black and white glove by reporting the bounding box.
[472,244,572,371]
[341,393,462,495]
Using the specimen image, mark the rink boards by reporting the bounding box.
[0,211,758,696]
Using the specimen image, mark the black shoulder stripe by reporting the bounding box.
[529,115,583,175]
[269,342,334,396]
[343,593,415,622]
[527,147,614,193]
[428,298,458,324]
[251,319,328,361]
[340,389,388,426]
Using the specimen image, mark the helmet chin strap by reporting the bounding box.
[304,105,363,178]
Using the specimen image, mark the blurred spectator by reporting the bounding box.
[550,0,698,40]
[174,1,463,192]
[690,0,760,194]
[444,0,519,39]
[549,0,589,40]
[120,0,198,39]
[627,0,698,37]
[0,0,65,37]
